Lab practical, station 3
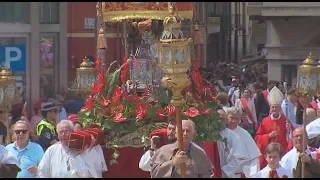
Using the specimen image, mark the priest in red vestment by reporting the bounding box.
[255,86,295,169]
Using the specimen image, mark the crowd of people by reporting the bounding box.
[2,75,320,178]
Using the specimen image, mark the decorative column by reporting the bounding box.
[96,2,107,70]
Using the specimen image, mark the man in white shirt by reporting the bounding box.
[201,107,248,178]
[139,120,176,171]
[36,120,104,178]
[225,106,261,178]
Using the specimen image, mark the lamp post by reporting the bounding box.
[0,65,20,145]
[157,5,193,178]
[76,56,96,98]
[296,52,318,178]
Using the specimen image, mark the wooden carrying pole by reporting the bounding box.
[175,105,186,178]
[301,96,308,178]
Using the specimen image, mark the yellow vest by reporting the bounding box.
[36,120,56,136]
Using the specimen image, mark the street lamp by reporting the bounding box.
[0,65,20,145]
[76,56,96,97]
[156,5,193,178]
[295,52,318,178]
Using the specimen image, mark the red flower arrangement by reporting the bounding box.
[78,55,224,164]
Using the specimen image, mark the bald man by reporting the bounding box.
[150,120,213,178]
[281,127,320,178]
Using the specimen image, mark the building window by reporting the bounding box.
[282,65,297,86]
[39,36,56,99]
[0,2,30,23]
[40,2,59,24]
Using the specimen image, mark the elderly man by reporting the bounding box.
[280,127,320,178]
[6,120,44,178]
[37,120,104,178]
[201,107,247,178]
[255,86,294,169]
[150,120,213,178]
[36,102,59,151]
[139,120,176,171]
[225,106,261,178]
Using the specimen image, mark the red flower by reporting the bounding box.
[120,56,128,83]
[112,85,123,104]
[165,105,176,118]
[184,107,200,118]
[99,96,110,107]
[136,110,147,120]
[201,108,213,115]
[97,70,105,83]
[84,96,94,110]
[112,113,127,123]
[95,58,102,70]
[156,108,166,121]
[207,84,215,93]
[92,82,104,94]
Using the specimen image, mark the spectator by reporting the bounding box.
[48,98,67,122]
[30,100,43,132]
[0,110,7,145]
[6,120,44,178]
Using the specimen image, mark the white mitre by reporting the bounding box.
[267,86,284,105]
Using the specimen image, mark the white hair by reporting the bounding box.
[14,120,30,130]
[225,106,242,117]
[57,120,74,131]
[176,119,196,133]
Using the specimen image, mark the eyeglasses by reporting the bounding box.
[14,130,28,135]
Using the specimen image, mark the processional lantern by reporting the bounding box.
[0,65,20,145]
[76,56,96,96]
[295,52,318,178]
[296,53,318,97]
[156,5,193,178]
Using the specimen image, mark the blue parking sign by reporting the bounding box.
[0,44,26,72]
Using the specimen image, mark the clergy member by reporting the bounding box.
[235,88,258,136]
[225,106,261,178]
[306,117,320,148]
[201,106,247,178]
[139,120,177,171]
[255,86,294,169]
[281,89,300,128]
[280,127,320,178]
[37,120,99,178]
[255,80,279,123]
[150,120,213,178]
[0,144,21,178]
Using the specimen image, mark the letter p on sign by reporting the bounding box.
[0,44,26,72]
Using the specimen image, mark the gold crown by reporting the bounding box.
[163,6,182,30]
[80,56,93,68]
[302,52,317,66]
[0,65,12,78]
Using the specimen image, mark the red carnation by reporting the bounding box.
[201,108,213,115]
[99,96,110,107]
[85,96,94,111]
[92,82,104,94]
[184,107,200,118]
[136,110,147,120]
[156,108,166,121]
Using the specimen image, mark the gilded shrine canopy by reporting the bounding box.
[102,2,193,22]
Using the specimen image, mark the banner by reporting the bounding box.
[102,2,193,22]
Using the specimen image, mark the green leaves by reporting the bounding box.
[106,67,121,98]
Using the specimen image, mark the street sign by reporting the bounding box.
[0,44,26,72]
[84,18,96,29]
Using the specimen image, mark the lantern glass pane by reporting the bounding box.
[174,49,184,64]
[164,50,172,64]
[6,84,15,99]
[0,88,4,104]
[310,72,317,91]
[298,72,307,89]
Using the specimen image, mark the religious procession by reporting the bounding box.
[2,1,320,179]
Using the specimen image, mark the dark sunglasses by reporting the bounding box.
[14,130,28,135]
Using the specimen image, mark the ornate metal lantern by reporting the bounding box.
[156,5,193,178]
[296,53,318,97]
[76,56,96,94]
[0,66,20,108]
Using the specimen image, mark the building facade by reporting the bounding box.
[247,2,320,84]
[0,2,67,114]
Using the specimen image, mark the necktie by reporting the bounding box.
[269,170,279,178]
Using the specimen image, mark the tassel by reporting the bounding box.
[193,22,204,45]
[97,24,107,49]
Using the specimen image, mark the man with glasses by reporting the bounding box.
[36,102,59,151]
[6,120,44,178]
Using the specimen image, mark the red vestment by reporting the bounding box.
[200,141,222,178]
[255,114,294,169]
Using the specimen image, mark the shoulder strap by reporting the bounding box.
[262,90,269,104]
[240,98,255,124]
